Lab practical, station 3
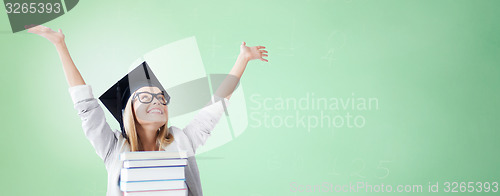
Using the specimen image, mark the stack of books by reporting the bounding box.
[120,151,188,196]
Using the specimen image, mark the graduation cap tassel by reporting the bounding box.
[116,84,127,139]
[142,62,153,88]
[142,63,150,79]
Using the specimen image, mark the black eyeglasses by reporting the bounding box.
[133,91,170,105]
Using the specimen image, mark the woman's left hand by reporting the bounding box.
[240,42,268,62]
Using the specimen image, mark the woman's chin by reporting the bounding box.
[137,118,167,126]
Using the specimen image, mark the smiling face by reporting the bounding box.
[132,86,168,128]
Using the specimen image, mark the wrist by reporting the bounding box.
[238,53,251,62]
[54,40,66,49]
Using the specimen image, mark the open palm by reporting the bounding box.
[26,24,65,45]
[240,42,268,62]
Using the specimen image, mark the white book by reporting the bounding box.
[120,179,186,192]
[124,189,187,196]
[121,166,185,182]
[120,151,188,161]
[124,159,187,168]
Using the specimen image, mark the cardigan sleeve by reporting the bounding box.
[69,85,117,163]
[182,96,230,153]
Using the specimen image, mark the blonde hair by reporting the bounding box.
[122,94,174,152]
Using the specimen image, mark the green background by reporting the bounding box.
[1,0,499,195]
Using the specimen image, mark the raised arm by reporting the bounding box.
[26,25,85,87]
[213,42,268,100]
[184,42,268,152]
[27,25,117,164]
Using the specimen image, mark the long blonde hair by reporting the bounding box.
[122,94,174,152]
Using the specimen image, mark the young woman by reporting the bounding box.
[27,25,268,196]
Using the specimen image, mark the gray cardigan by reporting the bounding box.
[69,85,229,196]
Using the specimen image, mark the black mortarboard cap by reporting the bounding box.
[99,61,168,139]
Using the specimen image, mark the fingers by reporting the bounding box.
[25,24,45,33]
[260,49,268,62]
[25,24,36,31]
[257,46,266,49]
[26,24,40,33]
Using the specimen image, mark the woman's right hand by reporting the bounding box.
[26,24,85,87]
[26,24,65,45]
